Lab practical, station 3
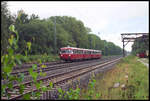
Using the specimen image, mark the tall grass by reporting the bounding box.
[79,55,149,100]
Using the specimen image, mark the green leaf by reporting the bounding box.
[58,88,63,94]
[8,82,13,90]
[1,55,4,63]
[35,82,41,90]
[42,72,46,77]
[19,84,25,94]
[8,48,14,56]
[9,75,17,81]
[9,25,15,32]
[38,59,42,64]
[29,68,33,76]
[17,76,24,83]
[41,64,46,68]
[7,93,11,99]
[49,81,53,88]
[74,96,78,99]
[8,35,14,46]
[93,79,96,83]
[27,42,31,51]
[15,31,19,41]
[14,44,18,50]
[41,86,47,92]
[15,54,22,65]
[96,93,100,98]
[23,93,31,100]
[15,58,21,65]
[32,64,37,70]
[31,72,38,80]
[39,71,43,77]
[2,85,6,95]
[25,50,27,56]
[35,92,41,99]
[12,38,17,46]
[3,64,13,74]
[40,81,43,85]
[3,54,9,66]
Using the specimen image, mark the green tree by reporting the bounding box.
[1,1,14,55]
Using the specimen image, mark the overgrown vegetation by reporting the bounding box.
[1,23,53,100]
[79,55,149,100]
[57,77,101,100]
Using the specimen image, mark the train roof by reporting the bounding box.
[60,46,101,52]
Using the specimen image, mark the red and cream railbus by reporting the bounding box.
[59,46,102,61]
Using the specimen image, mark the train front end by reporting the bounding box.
[59,47,73,61]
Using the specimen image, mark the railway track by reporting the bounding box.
[2,56,112,85]
[2,56,118,85]
[1,56,122,100]
[12,60,65,73]
[11,56,116,75]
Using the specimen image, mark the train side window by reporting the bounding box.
[80,50,82,54]
[75,50,77,54]
[77,50,79,54]
[73,50,75,54]
[88,51,90,54]
[81,50,83,54]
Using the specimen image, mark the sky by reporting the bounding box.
[7,1,149,52]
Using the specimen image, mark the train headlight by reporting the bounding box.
[69,54,71,57]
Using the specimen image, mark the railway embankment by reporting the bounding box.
[79,55,149,100]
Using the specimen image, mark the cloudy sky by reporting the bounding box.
[7,1,149,51]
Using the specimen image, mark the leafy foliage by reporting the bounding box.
[1,24,53,100]
[1,1,14,55]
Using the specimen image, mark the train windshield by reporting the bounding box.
[60,49,73,54]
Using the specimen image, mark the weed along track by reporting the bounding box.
[2,56,122,100]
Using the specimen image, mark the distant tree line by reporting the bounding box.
[1,2,123,56]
